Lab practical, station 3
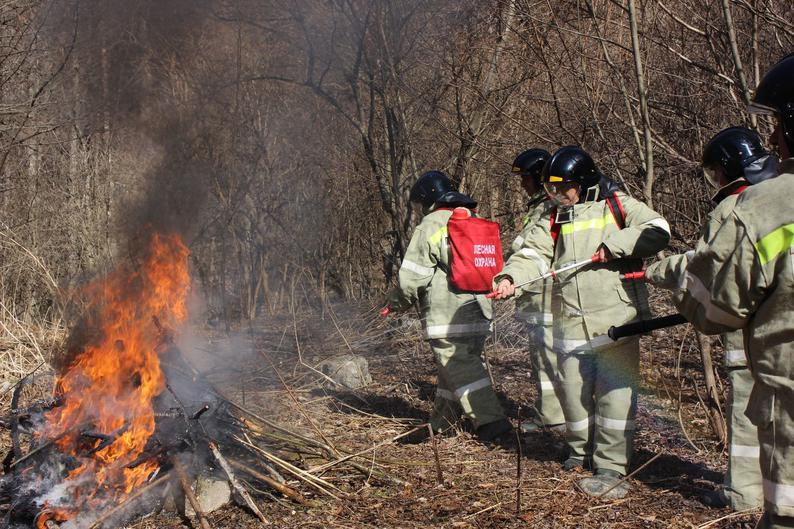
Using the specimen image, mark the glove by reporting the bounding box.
[385,288,413,313]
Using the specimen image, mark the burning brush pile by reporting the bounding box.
[0,234,354,528]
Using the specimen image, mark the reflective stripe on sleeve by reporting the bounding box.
[560,213,614,235]
[517,248,549,273]
[400,259,434,276]
[566,416,593,432]
[642,217,671,234]
[425,322,493,339]
[725,349,747,364]
[763,479,794,507]
[540,380,555,391]
[684,272,745,328]
[512,235,525,248]
[454,378,492,399]
[730,444,760,458]
[755,223,794,265]
[596,415,635,430]
[429,226,448,246]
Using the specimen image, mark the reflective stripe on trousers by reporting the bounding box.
[556,338,639,475]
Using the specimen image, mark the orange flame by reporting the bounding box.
[39,233,189,525]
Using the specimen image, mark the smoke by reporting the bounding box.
[49,0,217,242]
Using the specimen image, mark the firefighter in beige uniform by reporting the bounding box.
[507,149,566,432]
[662,54,794,529]
[493,146,670,498]
[387,170,512,442]
[646,126,778,511]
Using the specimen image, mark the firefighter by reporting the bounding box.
[387,170,512,443]
[645,126,779,511]
[659,53,794,529]
[492,146,670,498]
[508,149,566,433]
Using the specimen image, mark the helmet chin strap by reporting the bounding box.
[584,184,599,202]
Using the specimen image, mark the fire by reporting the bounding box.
[38,233,190,525]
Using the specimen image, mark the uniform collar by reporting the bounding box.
[711,178,749,204]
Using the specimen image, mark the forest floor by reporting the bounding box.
[4,292,760,528]
[125,289,759,529]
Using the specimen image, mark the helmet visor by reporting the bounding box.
[543,181,579,204]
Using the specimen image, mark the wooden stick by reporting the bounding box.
[429,424,444,486]
[696,507,763,529]
[228,458,309,506]
[172,458,213,529]
[88,472,171,529]
[515,420,522,516]
[209,442,268,524]
[308,425,424,474]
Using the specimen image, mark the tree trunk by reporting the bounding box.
[628,0,655,207]
[696,332,727,444]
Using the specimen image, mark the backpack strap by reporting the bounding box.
[549,208,561,245]
[605,193,626,229]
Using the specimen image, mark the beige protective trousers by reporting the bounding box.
[429,336,505,431]
[556,338,639,475]
[725,367,763,510]
[527,323,565,425]
[758,389,794,528]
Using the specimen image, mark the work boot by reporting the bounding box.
[520,419,566,434]
[563,457,585,471]
[475,418,513,443]
[578,469,630,499]
[701,488,728,509]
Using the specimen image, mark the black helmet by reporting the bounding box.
[541,146,601,190]
[702,127,769,182]
[750,53,794,153]
[410,171,455,208]
[511,148,551,186]
[409,170,475,209]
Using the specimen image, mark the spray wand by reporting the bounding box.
[380,255,600,317]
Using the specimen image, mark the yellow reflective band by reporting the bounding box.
[522,214,530,227]
[755,223,794,265]
[512,166,521,173]
[429,226,448,246]
[560,213,615,235]
[548,175,563,182]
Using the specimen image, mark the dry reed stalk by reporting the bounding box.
[228,458,309,506]
[233,434,344,500]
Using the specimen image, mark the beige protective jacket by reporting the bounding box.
[389,207,492,340]
[509,192,553,325]
[645,186,748,367]
[672,159,794,422]
[499,191,670,353]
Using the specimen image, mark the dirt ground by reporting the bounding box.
[107,291,758,529]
